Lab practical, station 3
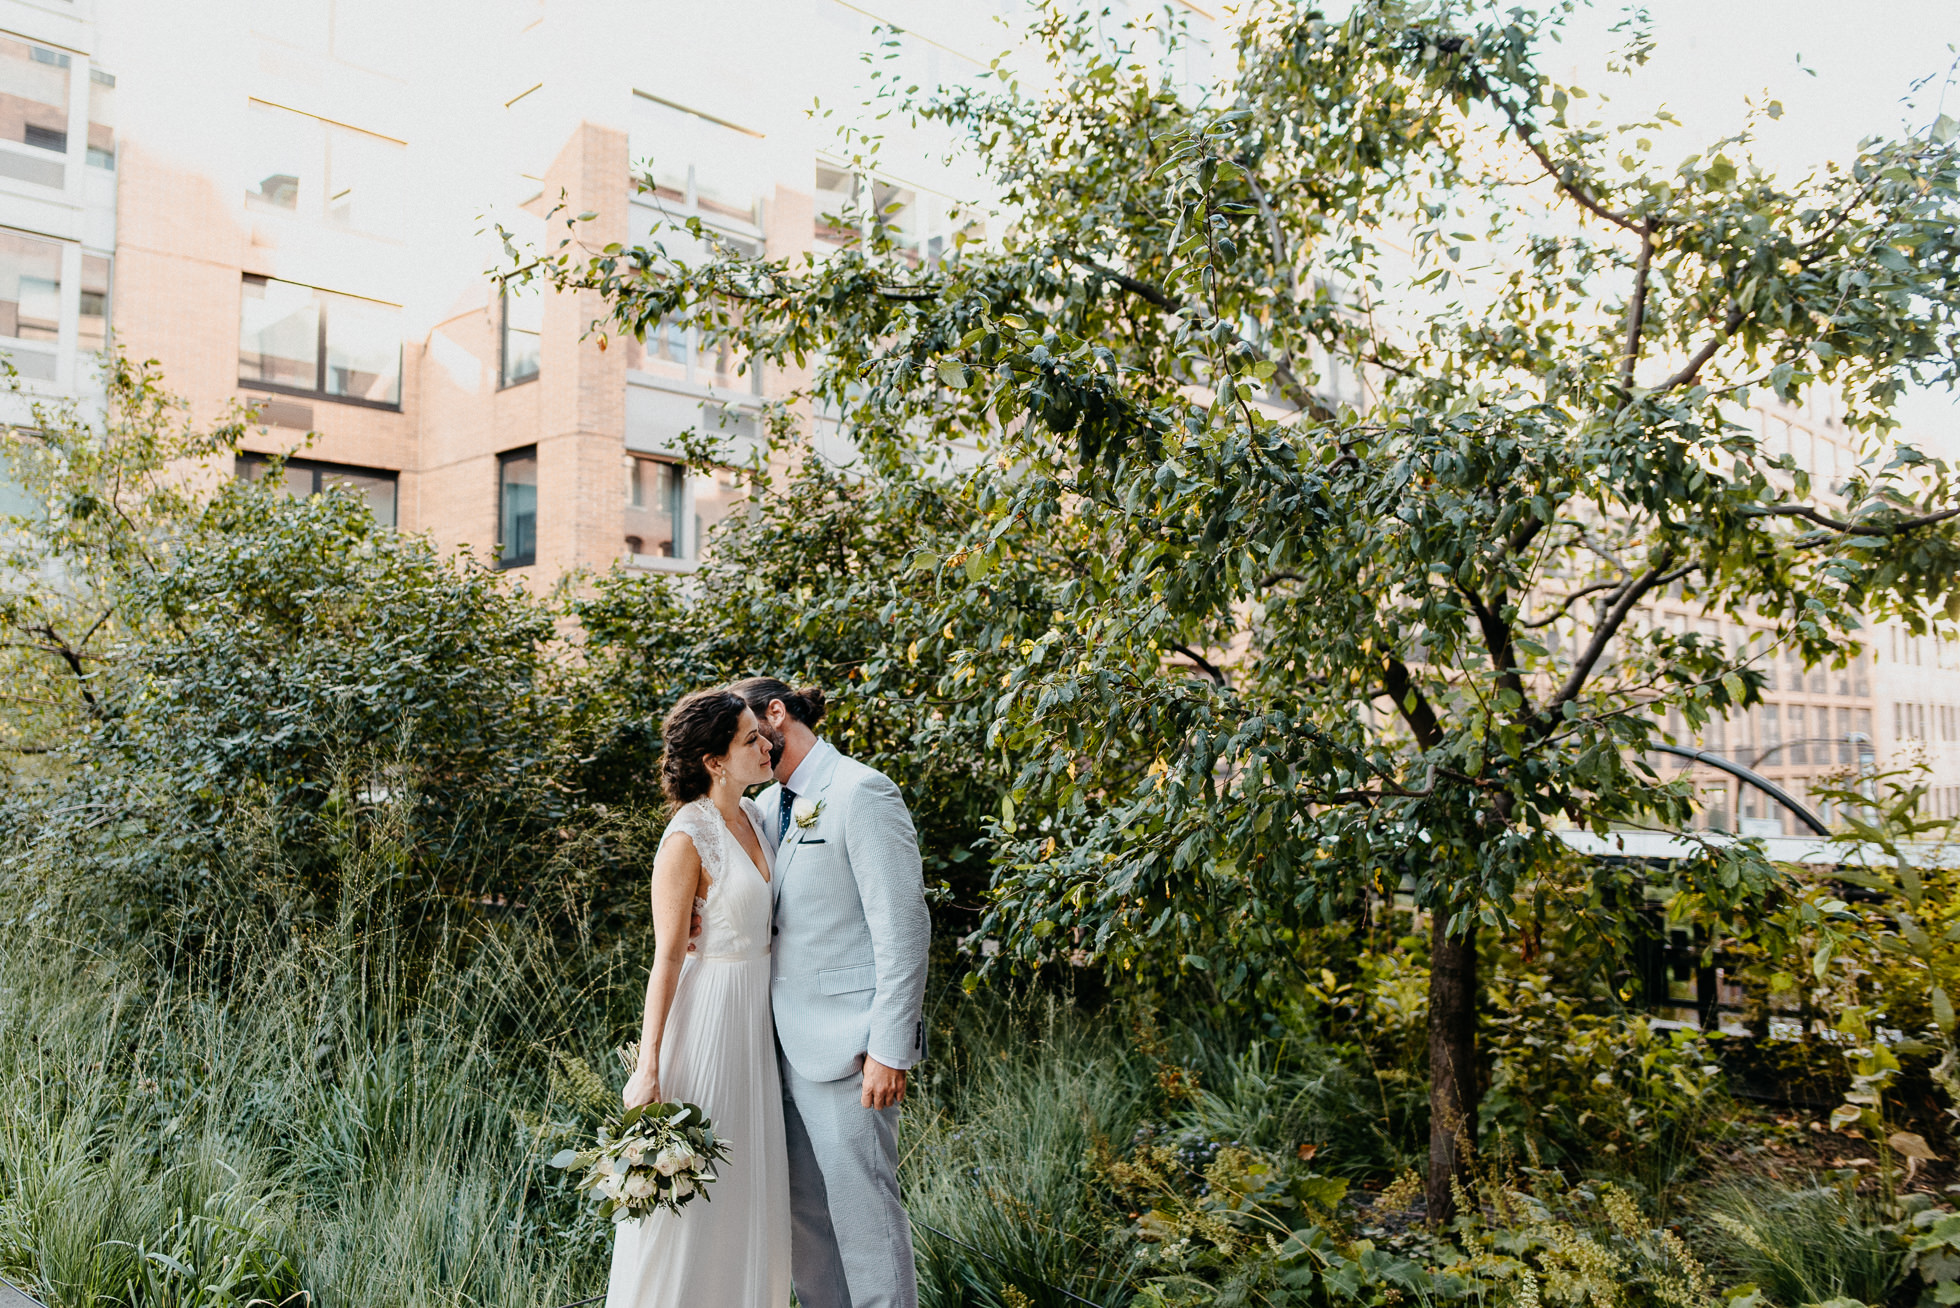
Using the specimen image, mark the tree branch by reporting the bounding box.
[1484,88,1642,233]
[1381,655,1444,751]
[1069,255,1177,312]
[1517,577,1624,629]
[1619,224,1653,389]
[1543,551,1679,721]
[26,623,102,716]
[1461,584,1531,719]
[1170,643,1229,689]
[1656,304,1745,392]
[1744,503,1960,535]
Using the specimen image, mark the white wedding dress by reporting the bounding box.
[606,797,791,1307]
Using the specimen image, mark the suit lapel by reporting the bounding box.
[774,743,841,892]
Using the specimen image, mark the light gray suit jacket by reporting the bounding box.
[763,740,930,1083]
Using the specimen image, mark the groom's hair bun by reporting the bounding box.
[730,676,826,729]
[660,688,750,804]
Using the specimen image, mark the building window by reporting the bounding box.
[0,37,69,153]
[0,229,60,343]
[78,254,108,351]
[500,285,540,387]
[86,67,112,169]
[622,456,746,563]
[1758,704,1780,765]
[692,464,746,554]
[237,454,397,527]
[244,100,405,238]
[498,447,537,568]
[624,456,682,558]
[239,275,402,408]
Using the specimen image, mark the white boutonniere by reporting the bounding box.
[792,798,826,831]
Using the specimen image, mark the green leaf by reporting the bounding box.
[909,551,940,573]
[1934,986,1954,1034]
[935,360,972,390]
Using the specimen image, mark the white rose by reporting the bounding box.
[622,1141,647,1166]
[595,1173,623,1201]
[671,1175,695,1200]
[654,1144,692,1176]
[623,1171,656,1200]
[792,798,825,829]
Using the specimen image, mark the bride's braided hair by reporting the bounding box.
[728,676,826,728]
[660,688,750,804]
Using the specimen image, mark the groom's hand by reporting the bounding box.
[861,1056,907,1110]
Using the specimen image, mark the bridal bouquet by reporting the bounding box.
[549,1066,730,1222]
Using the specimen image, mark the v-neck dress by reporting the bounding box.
[606,796,790,1307]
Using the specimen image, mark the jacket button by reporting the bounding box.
[772,926,780,935]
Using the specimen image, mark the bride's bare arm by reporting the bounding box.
[623,834,709,1109]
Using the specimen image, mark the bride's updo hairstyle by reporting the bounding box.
[729,676,826,728]
[660,688,750,804]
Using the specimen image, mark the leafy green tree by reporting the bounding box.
[527,0,1960,1214]
[1,359,583,936]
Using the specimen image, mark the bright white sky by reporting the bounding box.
[877,1,1960,439]
[1436,1,1960,439]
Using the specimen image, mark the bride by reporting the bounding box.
[607,688,790,1307]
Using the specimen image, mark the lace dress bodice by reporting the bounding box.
[661,798,773,963]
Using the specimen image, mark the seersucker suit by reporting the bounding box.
[760,738,929,1308]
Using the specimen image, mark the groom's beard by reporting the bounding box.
[760,722,787,770]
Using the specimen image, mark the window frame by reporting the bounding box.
[238,274,403,411]
[236,452,399,527]
[496,445,538,570]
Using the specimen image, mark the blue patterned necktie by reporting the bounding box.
[778,786,796,842]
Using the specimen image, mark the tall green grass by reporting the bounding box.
[1696,1181,1907,1308]
[905,994,1151,1308]
[0,801,631,1307]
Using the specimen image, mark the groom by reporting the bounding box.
[733,676,930,1308]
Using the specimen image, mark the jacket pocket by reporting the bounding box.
[816,963,878,995]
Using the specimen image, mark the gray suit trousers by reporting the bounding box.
[779,1051,918,1308]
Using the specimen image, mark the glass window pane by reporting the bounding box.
[86,67,112,169]
[78,253,108,352]
[320,466,397,527]
[325,125,404,238]
[691,466,747,559]
[240,455,397,527]
[323,292,400,404]
[499,450,537,567]
[0,37,69,154]
[238,455,313,498]
[624,456,680,557]
[0,230,61,342]
[501,285,540,385]
[245,102,315,211]
[239,276,319,389]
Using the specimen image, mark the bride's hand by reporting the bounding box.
[622,1066,660,1110]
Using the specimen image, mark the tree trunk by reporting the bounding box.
[1425,912,1478,1223]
